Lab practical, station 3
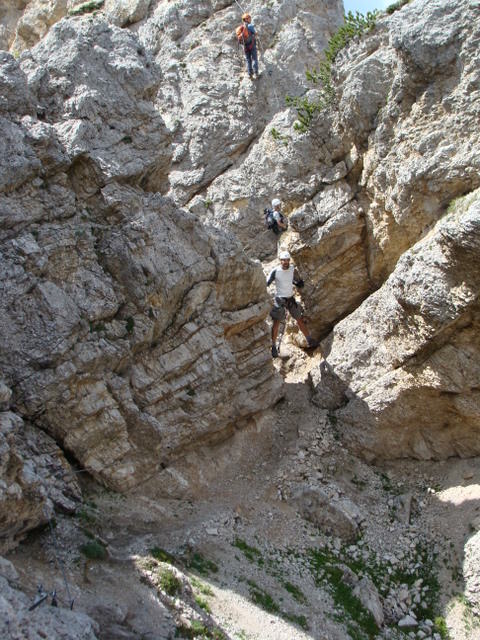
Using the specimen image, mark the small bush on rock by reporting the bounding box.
[287,11,377,132]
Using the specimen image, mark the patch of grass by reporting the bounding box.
[175,621,226,639]
[187,552,218,576]
[150,547,176,564]
[283,580,307,604]
[386,0,410,14]
[190,576,214,596]
[204,198,213,209]
[246,579,279,614]
[121,135,133,144]
[68,0,104,16]
[194,594,211,613]
[376,471,394,493]
[158,568,182,596]
[79,540,107,560]
[309,549,379,639]
[434,616,450,640]
[284,612,309,630]
[77,503,97,525]
[233,538,264,565]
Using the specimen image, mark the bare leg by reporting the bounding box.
[296,316,310,339]
[271,319,280,344]
[297,317,318,348]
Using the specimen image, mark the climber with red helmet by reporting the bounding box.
[235,12,259,79]
[267,251,318,358]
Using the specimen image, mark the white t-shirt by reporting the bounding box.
[267,265,294,298]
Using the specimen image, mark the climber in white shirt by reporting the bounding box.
[266,251,318,358]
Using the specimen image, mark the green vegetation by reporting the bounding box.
[187,552,219,576]
[284,612,308,630]
[68,0,104,16]
[386,0,411,14]
[286,11,377,132]
[150,547,176,564]
[309,548,378,639]
[270,127,290,146]
[158,567,182,596]
[203,198,213,209]
[283,580,307,604]
[233,538,264,565]
[446,189,480,217]
[191,576,214,596]
[125,316,135,334]
[434,616,450,640]
[246,579,279,614]
[175,621,226,639]
[79,540,107,560]
[194,594,211,613]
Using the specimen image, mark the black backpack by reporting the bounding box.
[264,208,275,229]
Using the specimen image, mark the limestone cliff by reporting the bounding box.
[1,0,479,560]
[0,0,345,555]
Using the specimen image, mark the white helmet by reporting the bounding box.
[279,250,291,260]
[272,198,282,208]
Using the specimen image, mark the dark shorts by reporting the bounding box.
[270,296,303,321]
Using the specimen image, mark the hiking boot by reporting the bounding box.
[271,343,278,358]
[306,336,318,349]
[248,73,254,80]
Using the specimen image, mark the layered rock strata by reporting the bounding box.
[0,15,283,504]
[311,191,480,461]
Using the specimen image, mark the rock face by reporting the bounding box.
[311,191,480,461]
[1,0,480,562]
[464,530,480,616]
[0,10,294,502]
[0,408,81,553]
[0,562,99,639]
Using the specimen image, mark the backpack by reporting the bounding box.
[264,208,275,229]
[236,24,254,50]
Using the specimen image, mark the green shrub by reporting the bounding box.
[286,10,377,132]
[79,540,107,560]
[194,594,211,613]
[159,568,182,596]
[150,547,176,564]
[68,0,104,16]
[187,552,218,576]
[246,580,279,614]
[233,538,264,565]
[386,0,410,14]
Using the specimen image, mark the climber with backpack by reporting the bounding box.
[236,12,259,79]
[264,198,288,235]
[267,251,318,358]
